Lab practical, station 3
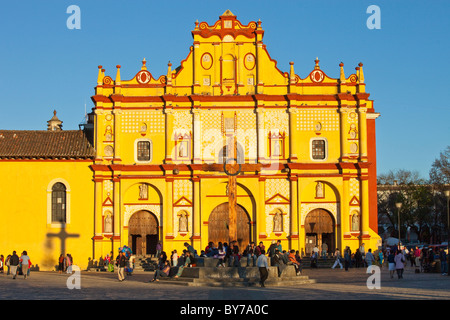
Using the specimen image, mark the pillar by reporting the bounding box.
[192,177,201,247]
[288,107,298,161]
[112,109,122,162]
[165,178,174,239]
[290,176,299,249]
[339,107,349,161]
[164,108,174,163]
[358,108,368,162]
[361,177,370,241]
[258,177,266,241]
[256,107,265,162]
[192,109,201,164]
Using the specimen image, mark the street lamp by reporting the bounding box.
[395,202,402,247]
[445,189,450,276]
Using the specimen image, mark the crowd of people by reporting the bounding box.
[3,241,447,287]
[0,251,32,279]
[327,243,448,278]
[146,240,303,287]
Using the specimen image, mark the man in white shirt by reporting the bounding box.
[256,249,269,287]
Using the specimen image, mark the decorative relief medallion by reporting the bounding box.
[350,143,358,153]
[310,70,324,83]
[201,53,213,70]
[103,76,113,85]
[349,74,358,83]
[244,53,256,70]
[104,145,114,157]
[136,70,151,84]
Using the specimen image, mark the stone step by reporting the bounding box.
[154,276,315,287]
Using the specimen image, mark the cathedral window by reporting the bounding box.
[51,182,67,223]
[135,139,152,162]
[311,139,327,160]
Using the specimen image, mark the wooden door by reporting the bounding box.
[128,211,158,256]
[304,209,335,254]
[208,203,250,249]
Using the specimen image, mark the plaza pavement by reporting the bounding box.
[0,264,448,301]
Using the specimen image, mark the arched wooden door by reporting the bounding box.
[128,210,159,256]
[304,209,335,256]
[208,203,250,249]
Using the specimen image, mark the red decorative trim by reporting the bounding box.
[349,196,360,207]
[173,196,193,207]
[265,193,290,205]
[192,16,258,40]
[200,52,213,70]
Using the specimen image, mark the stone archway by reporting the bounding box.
[128,210,158,256]
[208,203,250,249]
[304,209,335,256]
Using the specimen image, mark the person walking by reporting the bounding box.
[116,251,127,282]
[365,249,375,267]
[256,249,269,287]
[439,248,447,276]
[394,250,405,279]
[19,251,30,279]
[331,248,343,269]
[387,249,396,279]
[5,255,11,275]
[9,251,19,279]
[344,247,351,271]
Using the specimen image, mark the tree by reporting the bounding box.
[377,169,433,243]
[429,146,450,186]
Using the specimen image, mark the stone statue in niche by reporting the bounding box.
[351,213,360,231]
[139,183,148,199]
[273,211,282,232]
[273,140,280,156]
[316,182,324,198]
[179,212,188,232]
[178,141,187,157]
[104,213,112,233]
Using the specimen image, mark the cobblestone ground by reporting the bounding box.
[0,265,448,300]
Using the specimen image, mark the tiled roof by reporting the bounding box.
[0,130,95,159]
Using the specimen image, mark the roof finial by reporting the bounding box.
[314,57,320,69]
[339,62,346,83]
[142,58,147,70]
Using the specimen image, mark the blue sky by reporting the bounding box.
[0,0,449,179]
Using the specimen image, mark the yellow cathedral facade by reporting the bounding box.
[0,11,381,271]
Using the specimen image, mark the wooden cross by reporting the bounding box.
[47,225,80,256]
[203,133,261,244]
